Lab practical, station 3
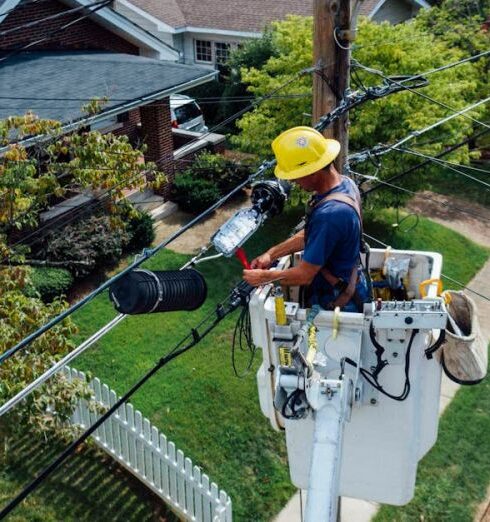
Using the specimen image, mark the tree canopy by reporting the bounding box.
[0,109,160,439]
[230,9,487,205]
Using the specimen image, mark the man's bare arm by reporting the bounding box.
[251,231,305,268]
[244,259,321,287]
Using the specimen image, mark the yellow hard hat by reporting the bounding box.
[272,126,340,180]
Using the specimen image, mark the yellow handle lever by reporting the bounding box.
[419,278,443,298]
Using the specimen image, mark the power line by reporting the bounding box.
[0,62,469,362]
[394,147,490,190]
[363,232,490,302]
[0,285,249,519]
[1,68,306,252]
[349,97,490,165]
[353,60,490,131]
[2,169,150,254]
[0,158,271,365]
[0,0,113,67]
[0,243,216,417]
[401,50,490,83]
[397,153,490,175]
[0,0,110,37]
[0,314,126,417]
[361,127,490,195]
[354,170,490,221]
[0,93,310,103]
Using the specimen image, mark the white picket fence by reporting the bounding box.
[64,366,232,522]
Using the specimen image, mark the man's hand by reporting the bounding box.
[243,269,276,287]
[250,252,273,269]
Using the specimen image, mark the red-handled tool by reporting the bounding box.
[235,247,251,269]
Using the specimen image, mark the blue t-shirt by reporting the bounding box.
[303,178,361,288]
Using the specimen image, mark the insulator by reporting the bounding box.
[109,269,207,315]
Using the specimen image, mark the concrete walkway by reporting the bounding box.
[274,202,490,522]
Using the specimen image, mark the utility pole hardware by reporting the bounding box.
[313,0,352,172]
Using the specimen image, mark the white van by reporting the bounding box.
[170,94,208,133]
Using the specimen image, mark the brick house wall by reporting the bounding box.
[0,0,139,54]
[0,0,190,200]
[113,108,142,146]
[139,99,175,197]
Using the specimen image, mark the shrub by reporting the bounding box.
[171,171,221,214]
[24,266,74,302]
[41,214,129,278]
[126,210,155,252]
[171,152,251,214]
[192,152,251,193]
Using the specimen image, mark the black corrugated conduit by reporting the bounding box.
[109,269,207,314]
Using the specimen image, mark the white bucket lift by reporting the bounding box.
[249,248,447,521]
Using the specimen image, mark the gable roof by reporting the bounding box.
[0,51,215,150]
[128,0,312,33]
[125,0,430,33]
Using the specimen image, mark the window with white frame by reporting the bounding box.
[215,42,231,64]
[195,40,212,62]
[194,39,237,65]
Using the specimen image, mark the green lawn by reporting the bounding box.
[70,208,305,522]
[2,204,488,521]
[0,437,176,522]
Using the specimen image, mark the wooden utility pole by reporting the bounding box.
[313,0,352,172]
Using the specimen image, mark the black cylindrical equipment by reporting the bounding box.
[109,269,207,315]
[251,179,291,216]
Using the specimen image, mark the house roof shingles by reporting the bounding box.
[129,0,377,33]
[0,51,213,124]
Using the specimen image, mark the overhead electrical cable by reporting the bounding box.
[0,60,309,153]
[0,161,270,365]
[0,283,252,519]
[0,94,311,103]
[353,60,490,130]
[0,71,435,364]
[397,151,490,175]
[353,170,490,221]
[361,128,490,195]
[400,50,490,83]
[394,147,490,190]
[0,68,306,353]
[0,314,126,417]
[0,243,218,417]
[1,68,309,253]
[349,97,490,165]
[2,165,154,254]
[0,0,111,37]
[0,0,49,19]
[0,0,114,67]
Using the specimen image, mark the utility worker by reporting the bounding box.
[243,126,370,312]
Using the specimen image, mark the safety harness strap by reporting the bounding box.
[311,190,364,310]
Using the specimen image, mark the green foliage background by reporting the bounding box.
[230,11,488,207]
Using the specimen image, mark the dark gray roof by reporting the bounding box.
[0,51,214,124]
